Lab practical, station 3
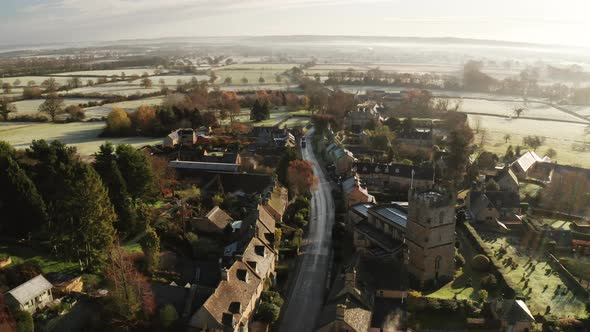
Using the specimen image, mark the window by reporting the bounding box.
[435,256,442,272]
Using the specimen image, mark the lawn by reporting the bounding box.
[282,117,310,128]
[0,121,162,156]
[220,110,297,127]
[481,234,587,317]
[0,242,79,275]
[468,115,590,168]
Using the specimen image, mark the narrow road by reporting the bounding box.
[280,127,335,332]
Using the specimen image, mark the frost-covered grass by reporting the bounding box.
[64,85,162,96]
[85,97,164,118]
[468,115,590,167]
[0,122,161,156]
[51,68,165,77]
[10,98,104,117]
[0,76,97,87]
[449,98,588,123]
[212,64,294,85]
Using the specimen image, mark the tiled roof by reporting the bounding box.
[200,261,261,329]
[354,162,433,180]
[7,275,53,305]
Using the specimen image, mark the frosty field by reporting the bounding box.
[0,122,161,156]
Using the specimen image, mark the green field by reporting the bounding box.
[469,115,590,168]
[0,122,161,156]
[282,117,310,128]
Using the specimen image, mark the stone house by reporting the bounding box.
[353,162,434,193]
[163,128,197,148]
[342,175,376,208]
[262,184,288,224]
[5,275,53,314]
[467,191,522,229]
[344,103,382,132]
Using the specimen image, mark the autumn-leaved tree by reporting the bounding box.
[38,93,64,122]
[287,160,317,195]
[106,108,132,136]
[0,98,16,121]
[104,246,155,328]
[64,105,85,121]
[132,105,157,134]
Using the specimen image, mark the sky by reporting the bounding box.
[1,0,590,47]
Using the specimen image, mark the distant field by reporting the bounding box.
[85,97,164,119]
[64,85,162,96]
[51,68,165,77]
[10,98,103,117]
[0,76,97,88]
[212,63,295,85]
[0,122,161,156]
[468,115,590,167]
[449,98,588,123]
[565,105,590,119]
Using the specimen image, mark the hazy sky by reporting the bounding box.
[1,0,590,47]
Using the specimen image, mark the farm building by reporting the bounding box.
[5,275,53,314]
[163,128,197,148]
[510,151,550,180]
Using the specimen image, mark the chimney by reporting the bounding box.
[344,268,356,289]
[221,268,229,281]
[336,304,346,321]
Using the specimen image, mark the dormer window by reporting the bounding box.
[229,302,241,314]
[255,245,265,257]
[237,269,248,282]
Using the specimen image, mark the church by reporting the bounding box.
[347,186,457,285]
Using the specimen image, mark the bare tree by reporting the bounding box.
[513,106,525,118]
[503,134,511,143]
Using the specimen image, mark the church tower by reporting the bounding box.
[405,187,456,285]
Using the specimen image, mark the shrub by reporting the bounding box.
[480,273,498,291]
[14,310,33,332]
[455,252,465,268]
[159,304,179,329]
[471,254,490,272]
[255,302,280,323]
[477,289,488,302]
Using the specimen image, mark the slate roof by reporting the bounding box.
[354,162,433,180]
[512,151,547,173]
[205,206,233,229]
[7,275,53,305]
[355,222,405,252]
[469,191,520,215]
[370,205,408,229]
[350,203,376,218]
[501,300,535,324]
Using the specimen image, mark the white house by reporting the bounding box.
[5,275,54,313]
